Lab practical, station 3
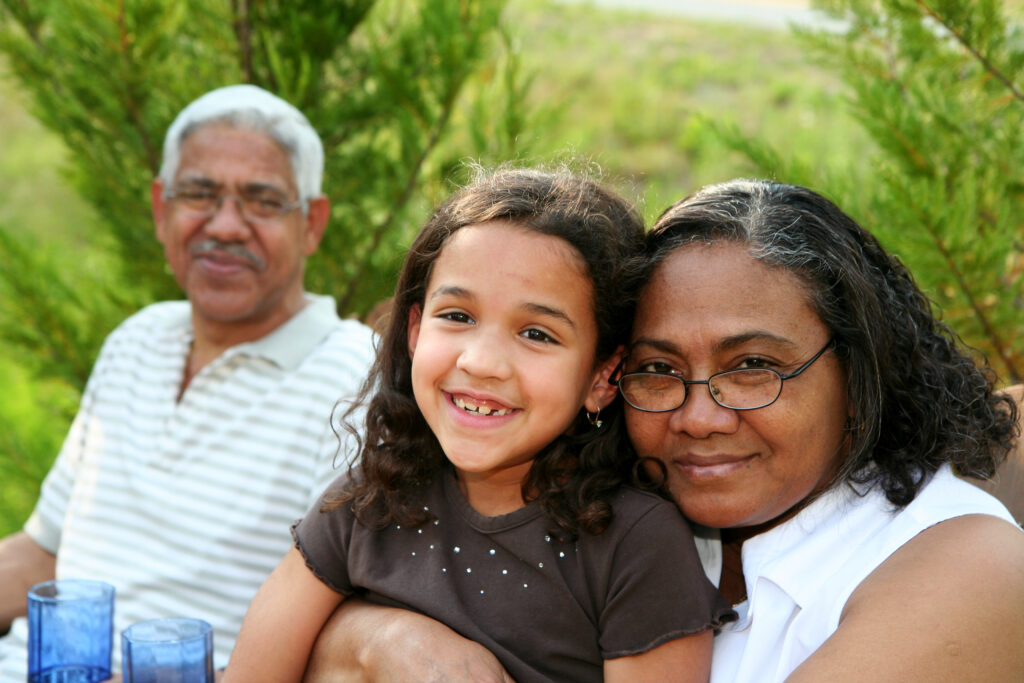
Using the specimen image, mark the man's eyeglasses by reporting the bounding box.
[612,339,835,412]
[165,188,303,223]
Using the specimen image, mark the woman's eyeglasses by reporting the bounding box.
[613,339,835,412]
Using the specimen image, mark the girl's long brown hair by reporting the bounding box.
[326,166,646,540]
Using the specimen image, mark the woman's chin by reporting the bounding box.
[676,494,777,531]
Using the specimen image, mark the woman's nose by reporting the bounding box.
[668,381,740,438]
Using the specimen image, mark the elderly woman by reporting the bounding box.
[304,180,1024,682]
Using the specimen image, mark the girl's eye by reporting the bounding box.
[438,311,473,324]
[521,328,557,344]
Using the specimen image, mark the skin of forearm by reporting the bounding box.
[303,599,388,682]
[0,532,56,634]
[304,599,514,683]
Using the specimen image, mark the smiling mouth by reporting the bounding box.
[674,454,756,480]
[452,396,514,417]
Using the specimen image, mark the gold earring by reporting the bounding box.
[586,410,603,429]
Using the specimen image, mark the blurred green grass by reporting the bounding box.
[0,0,867,533]
[507,0,868,219]
[0,62,105,245]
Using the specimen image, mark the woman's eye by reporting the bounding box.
[737,356,773,370]
[521,328,556,344]
[637,361,676,374]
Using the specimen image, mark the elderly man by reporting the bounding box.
[0,85,374,677]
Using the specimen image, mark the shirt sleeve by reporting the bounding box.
[292,474,360,596]
[304,327,374,510]
[598,498,737,658]
[306,402,366,510]
[23,334,112,553]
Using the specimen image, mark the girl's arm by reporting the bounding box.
[603,631,712,683]
[224,547,345,683]
[787,514,1024,682]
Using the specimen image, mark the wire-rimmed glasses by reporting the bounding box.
[613,339,835,412]
[165,187,303,223]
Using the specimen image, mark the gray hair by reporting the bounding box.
[158,84,324,210]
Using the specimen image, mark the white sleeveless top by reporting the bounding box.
[710,465,1018,683]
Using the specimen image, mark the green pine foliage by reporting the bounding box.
[717,0,1024,384]
[0,0,523,320]
[0,0,527,534]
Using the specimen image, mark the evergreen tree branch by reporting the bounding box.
[895,182,1022,382]
[115,3,160,174]
[5,0,44,49]
[336,91,457,313]
[0,231,94,388]
[1,1,64,104]
[915,0,1024,106]
[232,0,254,83]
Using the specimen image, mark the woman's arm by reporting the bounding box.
[303,600,514,683]
[224,547,344,683]
[787,514,1024,681]
[603,631,712,683]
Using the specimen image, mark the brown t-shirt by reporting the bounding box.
[293,470,735,683]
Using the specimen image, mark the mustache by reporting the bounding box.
[188,240,265,269]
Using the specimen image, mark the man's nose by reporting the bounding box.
[203,195,252,240]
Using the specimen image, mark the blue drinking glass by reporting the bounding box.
[27,579,115,683]
[121,618,214,683]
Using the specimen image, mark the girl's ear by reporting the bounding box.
[583,345,625,413]
[407,304,422,358]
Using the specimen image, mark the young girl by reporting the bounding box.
[225,168,734,682]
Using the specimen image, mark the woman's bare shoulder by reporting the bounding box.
[866,513,1023,587]
[788,515,1024,682]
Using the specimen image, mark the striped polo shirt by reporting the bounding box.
[0,294,375,677]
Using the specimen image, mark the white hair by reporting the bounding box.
[158,84,324,210]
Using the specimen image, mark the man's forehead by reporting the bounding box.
[174,124,297,191]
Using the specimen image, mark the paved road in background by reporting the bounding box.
[555,0,846,31]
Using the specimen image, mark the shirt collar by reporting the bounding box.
[228,294,342,370]
[738,480,871,609]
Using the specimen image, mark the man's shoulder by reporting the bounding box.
[308,314,376,367]
[279,311,375,399]
[111,300,191,337]
[321,317,376,350]
[96,301,191,359]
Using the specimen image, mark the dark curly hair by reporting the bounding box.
[643,178,1018,507]
[328,166,646,539]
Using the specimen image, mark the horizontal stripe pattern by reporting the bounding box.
[0,297,374,677]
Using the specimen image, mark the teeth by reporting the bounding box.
[454,397,511,417]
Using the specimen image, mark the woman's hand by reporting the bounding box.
[303,599,514,683]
